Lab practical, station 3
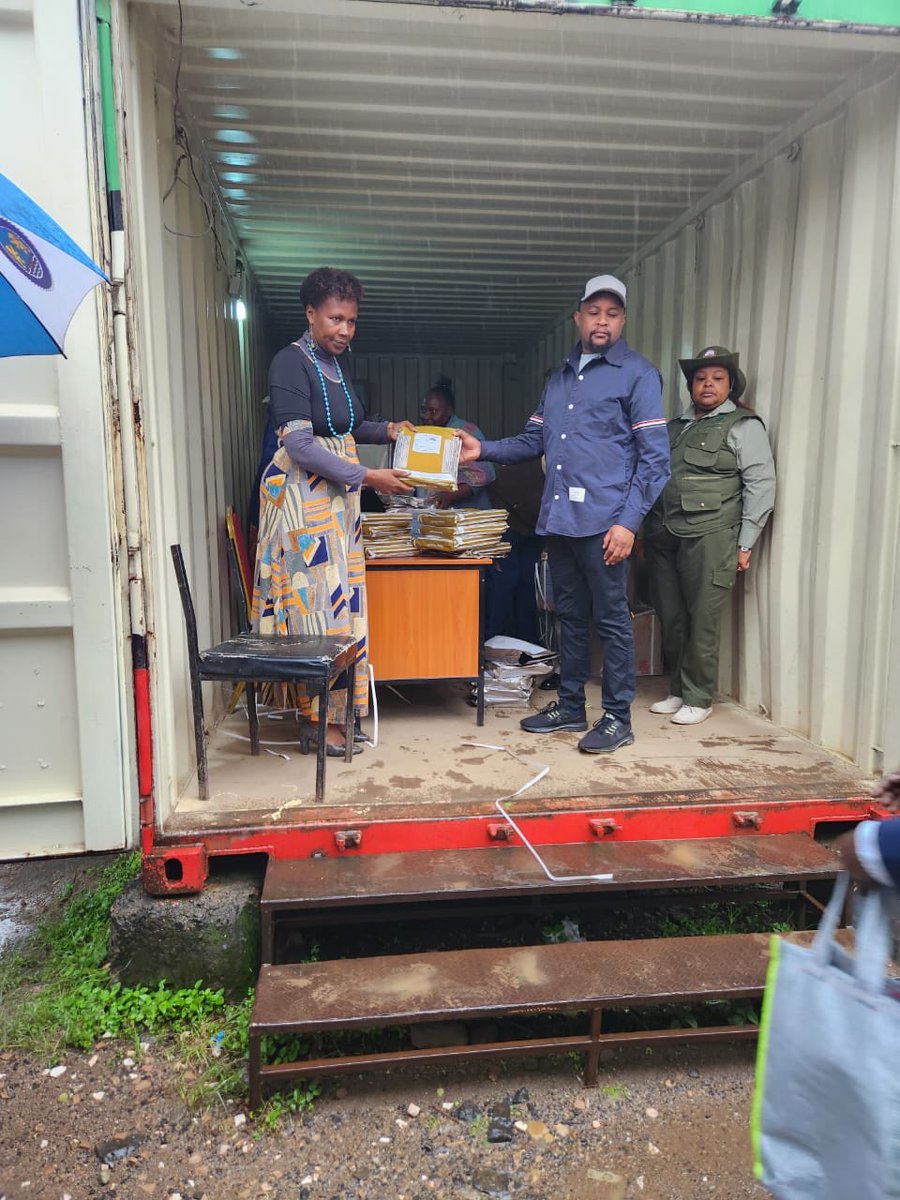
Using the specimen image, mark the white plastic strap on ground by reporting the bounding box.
[461,740,614,883]
[220,729,293,757]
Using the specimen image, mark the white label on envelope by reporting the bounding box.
[412,432,442,455]
[569,486,586,503]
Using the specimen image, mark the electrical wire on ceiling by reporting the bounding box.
[161,0,229,269]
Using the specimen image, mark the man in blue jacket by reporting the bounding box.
[837,771,900,886]
[458,275,670,753]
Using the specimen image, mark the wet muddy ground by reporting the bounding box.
[0,1038,769,1200]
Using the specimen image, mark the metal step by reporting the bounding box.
[249,929,821,1106]
[259,833,838,962]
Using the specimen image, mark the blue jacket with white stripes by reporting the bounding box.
[479,337,671,539]
[880,820,900,886]
[856,817,900,888]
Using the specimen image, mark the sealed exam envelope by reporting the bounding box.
[391,425,461,490]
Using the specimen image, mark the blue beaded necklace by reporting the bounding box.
[306,334,354,440]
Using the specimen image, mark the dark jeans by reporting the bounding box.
[485,531,543,645]
[547,533,634,723]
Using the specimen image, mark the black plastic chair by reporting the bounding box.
[170,544,357,803]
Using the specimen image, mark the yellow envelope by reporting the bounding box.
[391,425,461,490]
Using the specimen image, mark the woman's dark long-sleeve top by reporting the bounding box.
[268,336,388,488]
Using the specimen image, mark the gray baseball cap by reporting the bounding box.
[579,274,626,306]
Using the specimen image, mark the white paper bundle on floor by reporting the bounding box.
[482,661,555,706]
[481,637,558,706]
[484,636,556,663]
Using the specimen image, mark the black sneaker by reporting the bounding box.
[520,701,588,734]
[578,713,635,754]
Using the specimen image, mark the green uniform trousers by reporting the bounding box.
[645,525,739,708]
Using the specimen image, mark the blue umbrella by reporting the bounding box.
[0,172,108,357]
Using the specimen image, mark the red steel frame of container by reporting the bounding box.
[139,776,881,895]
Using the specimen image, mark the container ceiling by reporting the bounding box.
[143,0,893,355]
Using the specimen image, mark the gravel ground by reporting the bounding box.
[0,856,773,1200]
[0,1039,772,1200]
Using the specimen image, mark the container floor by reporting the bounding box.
[165,678,869,833]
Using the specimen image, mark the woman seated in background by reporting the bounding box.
[419,375,495,509]
[643,346,776,726]
[251,266,413,757]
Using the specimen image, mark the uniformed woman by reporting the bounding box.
[643,346,776,726]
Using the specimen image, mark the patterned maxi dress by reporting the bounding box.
[251,423,369,725]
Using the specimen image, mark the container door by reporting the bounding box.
[0,0,131,856]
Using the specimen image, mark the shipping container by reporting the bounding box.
[2,0,898,878]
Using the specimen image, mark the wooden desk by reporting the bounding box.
[365,556,489,725]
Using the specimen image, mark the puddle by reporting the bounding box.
[0,912,25,951]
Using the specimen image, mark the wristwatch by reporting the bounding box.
[739,546,752,553]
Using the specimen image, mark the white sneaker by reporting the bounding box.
[671,705,712,725]
[649,695,683,715]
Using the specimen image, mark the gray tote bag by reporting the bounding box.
[753,873,900,1199]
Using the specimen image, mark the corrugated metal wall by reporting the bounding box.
[522,66,900,773]
[126,15,273,816]
[348,354,522,438]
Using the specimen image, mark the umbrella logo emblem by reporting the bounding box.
[0,217,53,291]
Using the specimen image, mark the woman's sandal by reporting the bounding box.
[298,724,363,757]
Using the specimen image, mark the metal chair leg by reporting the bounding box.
[188,662,209,802]
[315,680,327,803]
[344,661,356,764]
[247,682,259,755]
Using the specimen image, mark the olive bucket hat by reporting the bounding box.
[678,345,747,402]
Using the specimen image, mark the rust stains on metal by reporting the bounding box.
[733,811,763,829]
[589,818,622,837]
[259,834,838,913]
[248,930,819,1106]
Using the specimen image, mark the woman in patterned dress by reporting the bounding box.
[251,267,412,755]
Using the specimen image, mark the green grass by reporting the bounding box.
[653,900,792,939]
[0,853,234,1052]
[467,1113,490,1143]
[0,853,316,1122]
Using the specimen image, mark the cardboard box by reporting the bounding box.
[632,607,664,676]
